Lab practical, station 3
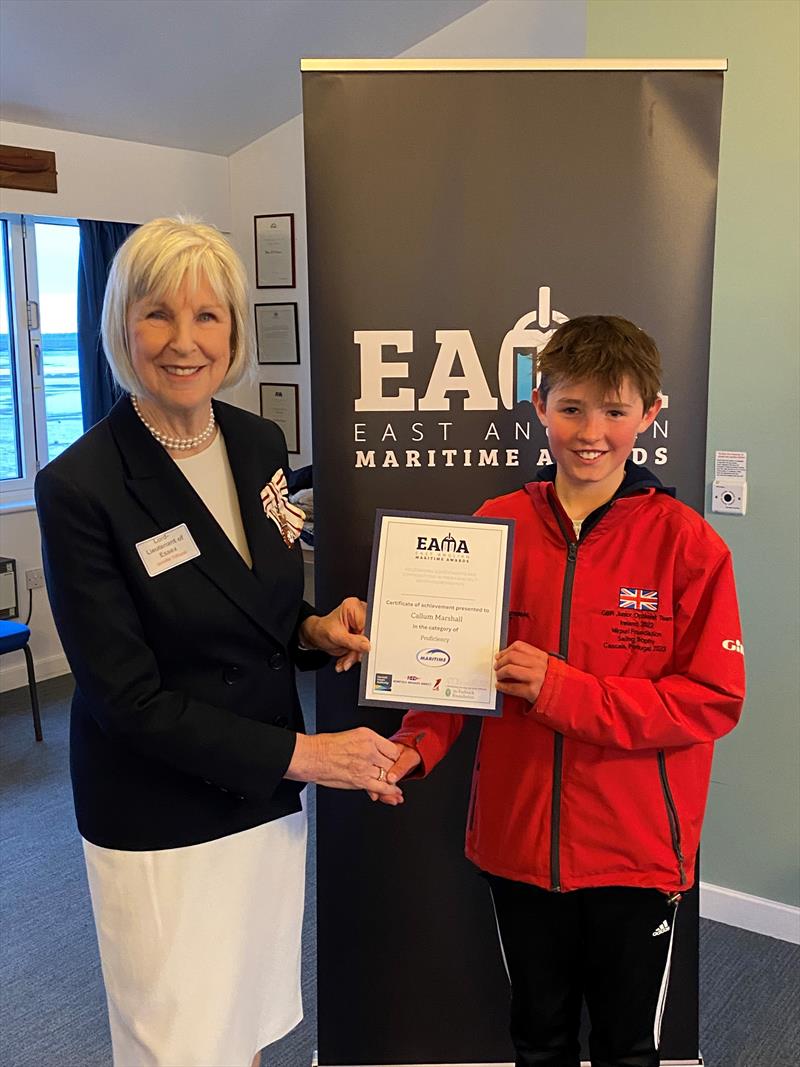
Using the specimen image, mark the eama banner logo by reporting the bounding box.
[351,284,669,471]
[354,285,568,414]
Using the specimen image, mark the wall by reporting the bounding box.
[225,0,587,467]
[0,121,230,227]
[587,0,800,908]
[0,123,231,691]
[225,116,312,464]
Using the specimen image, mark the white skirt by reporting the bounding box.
[83,807,307,1067]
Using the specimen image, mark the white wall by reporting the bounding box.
[225,116,312,466]
[0,121,230,228]
[225,0,587,463]
[0,124,231,691]
[0,510,68,689]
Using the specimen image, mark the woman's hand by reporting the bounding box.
[494,641,550,703]
[299,597,370,672]
[286,728,404,800]
[369,743,421,805]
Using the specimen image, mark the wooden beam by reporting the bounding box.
[0,145,58,193]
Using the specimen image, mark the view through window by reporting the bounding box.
[34,221,82,462]
[0,215,83,489]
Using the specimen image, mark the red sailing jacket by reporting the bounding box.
[392,465,745,893]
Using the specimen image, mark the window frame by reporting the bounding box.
[0,213,38,504]
[0,213,80,506]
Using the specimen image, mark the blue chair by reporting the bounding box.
[0,621,43,742]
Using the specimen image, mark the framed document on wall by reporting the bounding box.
[260,383,300,454]
[255,302,300,365]
[254,213,296,288]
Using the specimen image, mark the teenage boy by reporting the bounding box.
[381,316,745,1067]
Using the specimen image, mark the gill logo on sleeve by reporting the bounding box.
[722,639,744,653]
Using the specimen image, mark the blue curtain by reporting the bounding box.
[77,220,137,429]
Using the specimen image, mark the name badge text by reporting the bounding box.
[136,524,200,578]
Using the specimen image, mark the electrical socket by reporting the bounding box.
[25,568,45,590]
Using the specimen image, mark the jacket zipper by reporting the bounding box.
[468,760,480,831]
[657,751,687,885]
[544,484,668,891]
[549,537,578,892]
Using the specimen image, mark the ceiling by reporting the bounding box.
[0,0,485,156]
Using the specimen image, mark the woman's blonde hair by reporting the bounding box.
[101,216,252,394]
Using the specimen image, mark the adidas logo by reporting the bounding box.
[652,920,670,937]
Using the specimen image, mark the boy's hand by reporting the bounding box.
[369,743,421,805]
[494,641,550,703]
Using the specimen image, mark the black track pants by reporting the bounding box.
[486,876,679,1067]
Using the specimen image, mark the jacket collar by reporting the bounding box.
[107,395,296,647]
[533,459,671,495]
[524,461,674,544]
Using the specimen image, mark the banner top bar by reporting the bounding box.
[300,58,728,73]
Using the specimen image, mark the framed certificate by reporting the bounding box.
[254,213,296,288]
[260,383,300,454]
[359,511,514,716]
[255,302,300,365]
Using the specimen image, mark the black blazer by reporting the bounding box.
[35,396,327,850]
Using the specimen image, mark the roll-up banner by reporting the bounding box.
[302,59,724,1066]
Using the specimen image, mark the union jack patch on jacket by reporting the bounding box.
[619,587,659,611]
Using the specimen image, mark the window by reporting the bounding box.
[0,215,82,501]
[0,219,23,481]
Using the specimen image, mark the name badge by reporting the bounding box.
[136,523,200,578]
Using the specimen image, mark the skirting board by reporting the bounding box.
[699,881,800,944]
[0,651,69,694]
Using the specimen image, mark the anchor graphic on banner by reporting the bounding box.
[497,286,569,408]
[499,288,669,411]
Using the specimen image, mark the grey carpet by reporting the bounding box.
[1,674,798,1067]
[0,674,316,1067]
[699,919,799,1066]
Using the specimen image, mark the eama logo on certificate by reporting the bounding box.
[416,532,469,554]
[416,648,451,667]
[374,674,392,692]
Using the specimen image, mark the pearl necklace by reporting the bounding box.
[131,395,216,452]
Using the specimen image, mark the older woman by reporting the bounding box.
[35,217,402,1067]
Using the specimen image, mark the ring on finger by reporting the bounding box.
[377,767,386,783]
